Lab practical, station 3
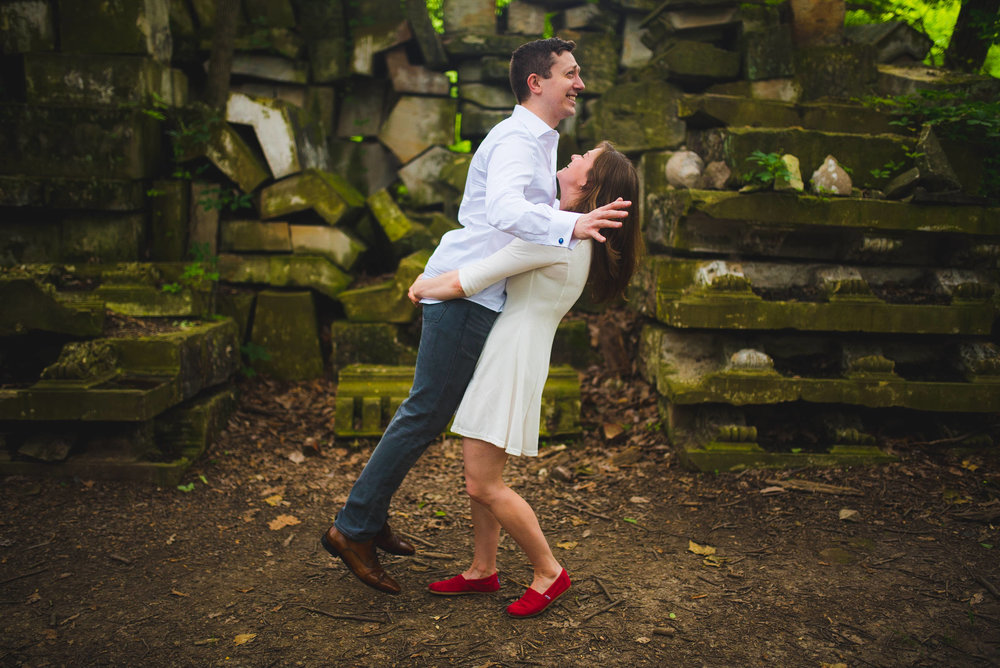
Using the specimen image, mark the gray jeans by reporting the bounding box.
[334,299,498,541]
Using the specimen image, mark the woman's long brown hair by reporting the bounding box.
[563,141,643,303]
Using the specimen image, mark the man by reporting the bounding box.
[322,37,630,594]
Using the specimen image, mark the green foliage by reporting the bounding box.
[744,150,792,186]
[239,342,271,378]
[861,89,1000,199]
[196,186,253,212]
[161,242,220,294]
[846,0,961,66]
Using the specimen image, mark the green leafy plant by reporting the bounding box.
[745,150,792,186]
[161,242,220,294]
[196,186,253,212]
[861,90,1000,200]
[239,342,271,378]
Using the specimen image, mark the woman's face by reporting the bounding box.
[557,147,602,202]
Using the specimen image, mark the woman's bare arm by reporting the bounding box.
[408,271,465,304]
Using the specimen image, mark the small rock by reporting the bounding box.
[774,154,804,192]
[839,508,860,522]
[666,150,704,188]
[811,155,852,196]
[700,160,732,189]
[552,465,575,482]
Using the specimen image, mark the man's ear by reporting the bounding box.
[526,72,543,95]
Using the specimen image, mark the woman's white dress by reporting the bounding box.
[451,238,593,456]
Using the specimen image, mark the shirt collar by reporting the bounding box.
[512,105,559,142]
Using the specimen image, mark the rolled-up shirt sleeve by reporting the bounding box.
[458,239,571,297]
[484,136,579,249]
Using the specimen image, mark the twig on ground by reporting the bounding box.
[0,568,48,586]
[298,605,384,624]
[594,577,614,602]
[400,532,437,549]
[562,502,613,522]
[764,479,862,496]
[581,598,624,621]
[966,567,1000,599]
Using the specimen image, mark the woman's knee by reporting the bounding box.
[464,477,504,507]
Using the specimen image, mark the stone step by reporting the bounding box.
[0,104,161,179]
[0,319,240,421]
[639,325,1000,412]
[0,385,237,485]
[1,277,105,337]
[630,257,996,335]
[678,94,900,136]
[0,175,147,211]
[217,254,352,300]
[24,53,186,106]
[658,401,999,471]
[643,189,1000,265]
[334,364,581,438]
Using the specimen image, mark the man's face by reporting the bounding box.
[535,50,585,123]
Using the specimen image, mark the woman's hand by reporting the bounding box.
[572,197,631,243]
[407,274,425,305]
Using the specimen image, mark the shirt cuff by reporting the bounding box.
[550,210,580,249]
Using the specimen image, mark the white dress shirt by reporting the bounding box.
[420,105,580,312]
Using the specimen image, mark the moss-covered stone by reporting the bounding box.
[260,169,364,225]
[458,103,509,137]
[0,278,104,337]
[366,188,412,242]
[154,384,237,463]
[0,104,161,179]
[61,213,145,263]
[220,220,292,253]
[644,40,741,85]
[397,146,467,207]
[338,249,431,323]
[0,175,146,211]
[59,0,172,62]
[226,92,326,180]
[334,363,581,437]
[630,255,996,335]
[579,81,686,152]
[744,26,794,81]
[217,254,352,299]
[24,53,177,106]
[148,179,189,262]
[0,0,54,54]
[96,284,214,318]
[678,94,898,136]
[795,45,877,102]
[552,318,599,369]
[458,83,514,109]
[639,324,1000,412]
[644,190,1000,260]
[202,124,270,194]
[441,33,526,57]
[330,322,418,369]
[250,290,324,380]
[566,30,619,95]
[289,224,365,271]
[378,96,458,163]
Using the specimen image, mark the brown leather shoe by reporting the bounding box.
[373,521,415,556]
[321,525,401,595]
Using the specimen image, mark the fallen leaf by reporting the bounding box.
[268,515,300,530]
[629,496,650,504]
[839,508,860,522]
[688,540,716,556]
[171,590,190,597]
[234,633,257,645]
[263,494,283,506]
[556,541,578,550]
[287,451,305,464]
[636,636,651,644]
[603,423,624,439]
[759,486,786,495]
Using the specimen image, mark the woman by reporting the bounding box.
[408,141,642,618]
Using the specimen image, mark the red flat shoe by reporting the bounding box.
[506,569,571,618]
[428,572,500,595]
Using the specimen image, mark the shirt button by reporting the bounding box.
[558,238,564,244]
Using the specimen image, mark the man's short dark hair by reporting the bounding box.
[509,37,577,104]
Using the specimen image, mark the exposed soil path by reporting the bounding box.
[2,366,999,667]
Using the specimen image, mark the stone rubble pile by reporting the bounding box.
[1,0,999,477]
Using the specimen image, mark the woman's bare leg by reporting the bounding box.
[462,437,563,592]
[461,498,501,580]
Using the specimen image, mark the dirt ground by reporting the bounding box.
[2,346,1000,667]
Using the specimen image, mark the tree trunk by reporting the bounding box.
[204,0,241,110]
[944,0,1000,72]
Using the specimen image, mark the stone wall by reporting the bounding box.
[2,0,999,474]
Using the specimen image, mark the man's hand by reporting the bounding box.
[572,197,631,243]
[407,274,424,305]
